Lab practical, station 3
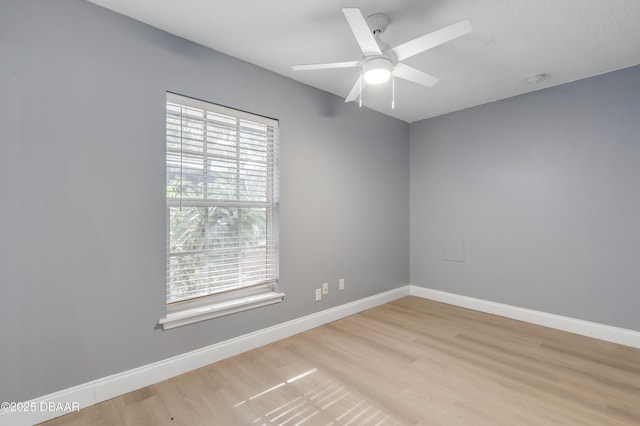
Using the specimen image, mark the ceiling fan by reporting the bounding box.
[292,8,472,106]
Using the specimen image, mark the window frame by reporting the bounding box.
[159,92,283,330]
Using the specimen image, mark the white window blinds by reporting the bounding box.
[166,93,279,305]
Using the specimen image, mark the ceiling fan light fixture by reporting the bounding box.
[291,8,473,105]
[363,57,392,85]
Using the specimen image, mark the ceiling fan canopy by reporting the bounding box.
[291,8,472,104]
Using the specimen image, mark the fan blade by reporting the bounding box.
[342,8,382,55]
[393,63,439,87]
[386,19,472,62]
[291,61,360,71]
[345,76,367,103]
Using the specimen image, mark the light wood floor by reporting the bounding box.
[42,297,640,425]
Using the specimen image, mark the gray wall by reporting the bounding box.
[0,0,409,402]
[410,65,640,331]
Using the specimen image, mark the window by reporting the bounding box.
[159,93,282,330]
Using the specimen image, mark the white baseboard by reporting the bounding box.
[410,285,640,349]
[0,286,409,426]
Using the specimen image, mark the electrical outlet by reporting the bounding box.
[322,282,329,295]
[315,288,322,301]
[339,278,345,290]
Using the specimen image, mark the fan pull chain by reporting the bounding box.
[359,71,363,108]
[392,73,396,109]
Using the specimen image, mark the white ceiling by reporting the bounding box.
[87,0,640,123]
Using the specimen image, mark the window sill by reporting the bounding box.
[159,291,284,330]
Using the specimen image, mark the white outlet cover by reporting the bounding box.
[315,288,322,301]
[322,283,328,295]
